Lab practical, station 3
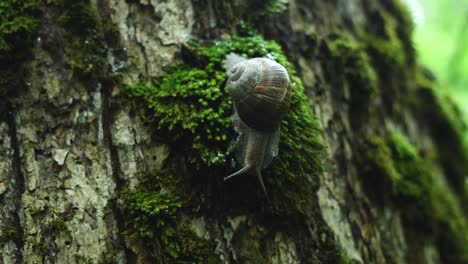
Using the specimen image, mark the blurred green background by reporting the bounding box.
[404,0,468,126]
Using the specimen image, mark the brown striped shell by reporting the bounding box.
[226,58,291,131]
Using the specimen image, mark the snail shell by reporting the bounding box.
[226,56,291,131]
[223,54,291,198]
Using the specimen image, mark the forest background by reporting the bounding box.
[409,0,468,142]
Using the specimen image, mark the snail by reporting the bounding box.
[223,53,291,197]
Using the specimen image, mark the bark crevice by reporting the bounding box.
[101,80,137,262]
[6,104,25,264]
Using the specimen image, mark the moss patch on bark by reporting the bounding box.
[363,0,415,71]
[119,172,219,263]
[321,33,378,123]
[358,132,468,263]
[0,0,108,118]
[53,0,107,79]
[0,0,41,51]
[0,226,19,243]
[124,35,324,214]
[0,0,41,116]
[410,72,468,206]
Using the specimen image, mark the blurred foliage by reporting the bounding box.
[406,0,468,138]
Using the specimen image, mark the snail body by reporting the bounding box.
[223,54,291,197]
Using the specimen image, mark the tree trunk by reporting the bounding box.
[1,0,467,263]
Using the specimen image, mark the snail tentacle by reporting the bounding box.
[224,165,252,181]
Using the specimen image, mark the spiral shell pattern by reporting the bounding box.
[226,58,291,131]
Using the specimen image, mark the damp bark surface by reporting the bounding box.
[0,0,467,264]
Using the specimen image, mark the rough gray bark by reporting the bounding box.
[0,0,467,263]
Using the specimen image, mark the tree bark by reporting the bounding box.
[1,0,467,263]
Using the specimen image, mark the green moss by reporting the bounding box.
[125,35,323,213]
[339,252,354,264]
[360,8,416,113]
[0,226,18,242]
[56,0,98,35]
[389,133,468,263]
[362,132,450,225]
[161,229,218,264]
[387,0,415,63]
[364,34,405,70]
[52,0,106,78]
[390,0,414,37]
[120,189,183,240]
[410,72,468,204]
[386,133,436,226]
[359,132,468,263]
[119,173,218,263]
[0,0,106,115]
[391,0,414,30]
[44,219,68,234]
[325,34,378,114]
[68,35,106,77]
[358,135,401,204]
[0,0,41,116]
[126,68,231,168]
[431,187,468,264]
[361,4,414,74]
[0,0,41,51]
